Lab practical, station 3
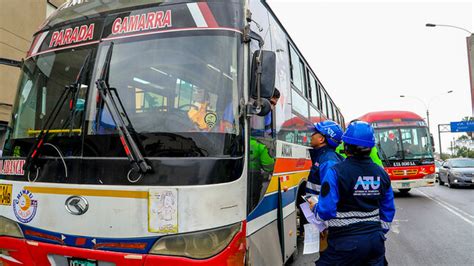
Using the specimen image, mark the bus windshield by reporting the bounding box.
[89,33,241,136]
[11,48,93,140]
[5,32,243,159]
[375,127,433,160]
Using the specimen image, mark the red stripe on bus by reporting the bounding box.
[273,158,312,174]
[197,2,219,28]
[28,35,41,57]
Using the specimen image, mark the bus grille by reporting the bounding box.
[392,169,418,176]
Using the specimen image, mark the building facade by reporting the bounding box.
[0,0,66,146]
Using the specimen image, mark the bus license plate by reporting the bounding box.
[401,182,410,188]
[69,259,97,266]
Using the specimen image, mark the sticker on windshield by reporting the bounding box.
[13,189,38,223]
[0,159,26,176]
[0,184,12,206]
[148,189,178,234]
[204,112,217,129]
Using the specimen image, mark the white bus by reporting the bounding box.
[0,1,344,265]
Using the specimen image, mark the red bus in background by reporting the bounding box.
[359,111,436,193]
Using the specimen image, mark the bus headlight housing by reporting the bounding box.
[0,216,24,238]
[149,222,241,259]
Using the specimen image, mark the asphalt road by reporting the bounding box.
[290,183,474,266]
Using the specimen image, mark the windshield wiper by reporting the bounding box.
[23,52,93,177]
[377,143,390,167]
[67,50,92,135]
[95,42,152,181]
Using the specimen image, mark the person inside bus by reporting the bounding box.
[306,120,344,197]
[312,121,395,266]
[381,131,400,158]
[187,87,214,131]
[249,136,275,205]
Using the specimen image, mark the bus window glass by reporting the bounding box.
[289,45,305,92]
[320,90,328,118]
[291,89,308,117]
[4,47,92,158]
[330,102,335,121]
[400,127,433,159]
[309,106,322,124]
[375,129,403,160]
[309,74,319,109]
[87,33,243,157]
[279,113,312,146]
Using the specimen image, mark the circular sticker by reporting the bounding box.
[204,112,217,129]
[13,189,38,223]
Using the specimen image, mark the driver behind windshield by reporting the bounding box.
[187,88,218,131]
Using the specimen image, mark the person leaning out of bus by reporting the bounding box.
[306,120,344,196]
[312,121,395,266]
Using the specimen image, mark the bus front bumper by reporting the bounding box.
[391,177,436,190]
[0,225,246,266]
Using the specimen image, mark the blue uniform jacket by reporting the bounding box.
[316,156,395,237]
[306,146,344,195]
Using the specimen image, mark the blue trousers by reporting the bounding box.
[316,231,386,266]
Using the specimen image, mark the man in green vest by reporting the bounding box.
[336,119,384,167]
[249,137,274,173]
[336,143,383,167]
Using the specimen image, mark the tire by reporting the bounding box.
[438,176,445,185]
[447,175,455,188]
[399,188,411,194]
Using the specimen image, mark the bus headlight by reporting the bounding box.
[423,174,436,179]
[149,222,241,259]
[0,216,24,238]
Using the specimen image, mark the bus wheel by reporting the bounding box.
[399,188,411,194]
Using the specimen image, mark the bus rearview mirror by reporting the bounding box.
[250,50,276,99]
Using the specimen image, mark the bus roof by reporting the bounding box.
[358,111,424,123]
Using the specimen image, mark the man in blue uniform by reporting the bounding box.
[315,121,395,265]
[306,120,344,196]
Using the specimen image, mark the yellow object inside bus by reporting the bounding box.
[27,129,82,136]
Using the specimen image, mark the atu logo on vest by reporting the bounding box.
[354,176,381,190]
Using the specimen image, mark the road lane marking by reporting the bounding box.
[417,189,474,226]
[418,189,474,219]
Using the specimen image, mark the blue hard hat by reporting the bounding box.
[312,120,343,148]
[342,121,375,148]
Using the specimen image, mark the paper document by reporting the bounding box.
[300,202,327,232]
[303,223,320,254]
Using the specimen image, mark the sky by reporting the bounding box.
[266,0,473,155]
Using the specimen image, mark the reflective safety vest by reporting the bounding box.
[336,143,383,167]
[316,156,395,238]
[249,138,274,173]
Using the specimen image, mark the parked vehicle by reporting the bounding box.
[435,160,442,179]
[438,158,474,188]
